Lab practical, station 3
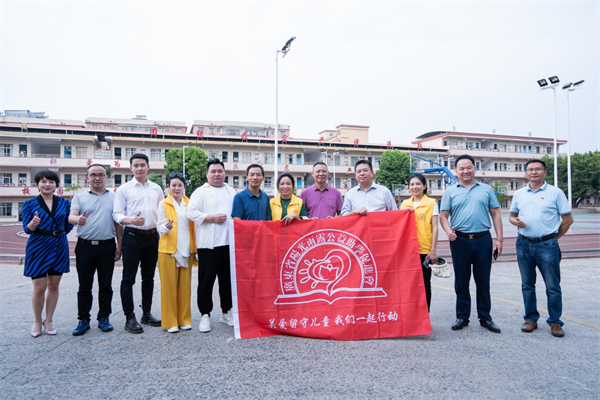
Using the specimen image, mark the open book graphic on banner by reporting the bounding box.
[229,210,432,341]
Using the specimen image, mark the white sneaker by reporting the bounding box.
[219,311,234,327]
[199,314,211,333]
[167,326,179,333]
[180,324,192,331]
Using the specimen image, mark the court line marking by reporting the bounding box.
[432,284,600,331]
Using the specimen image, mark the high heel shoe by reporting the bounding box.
[43,320,57,336]
[31,323,42,338]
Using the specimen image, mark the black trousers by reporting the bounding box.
[197,245,232,316]
[75,240,116,320]
[419,254,432,312]
[120,231,159,315]
[449,233,493,321]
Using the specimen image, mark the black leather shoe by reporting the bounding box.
[451,319,469,330]
[125,313,143,334]
[140,312,161,327]
[98,317,113,332]
[72,319,90,336]
[480,319,501,333]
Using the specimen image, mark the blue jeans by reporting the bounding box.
[449,233,493,321]
[516,236,563,326]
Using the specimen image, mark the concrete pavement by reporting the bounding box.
[1,258,599,400]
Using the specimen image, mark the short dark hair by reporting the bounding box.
[129,153,149,164]
[312,161,328,170]
[246,164,264,176]
[167,172,186,187]
[86,164,107,174]
[354,159,373,172]
[524,159,547,170]
[207,158,225,171]
[454,154,475,166]
[407,173,427,188]
[35,169,60,185]
[277,172,294,188]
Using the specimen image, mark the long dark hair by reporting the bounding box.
[407,173,427,195]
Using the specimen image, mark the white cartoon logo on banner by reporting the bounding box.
[275,229,387,305]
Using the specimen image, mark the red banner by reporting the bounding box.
[230,211,431,340]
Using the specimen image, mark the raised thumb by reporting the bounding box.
[136,211,141,217]
[35,211,39,217]
[82,211,87,217]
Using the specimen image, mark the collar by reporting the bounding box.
[88,189,109,196]
[244,188,264,198]
[357,183,377,193]
[457,180,480,188]
[131,177,149,187]
[312,184,329,192]
[526,181,547,193]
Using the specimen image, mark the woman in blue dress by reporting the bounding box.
[22,170,73,337]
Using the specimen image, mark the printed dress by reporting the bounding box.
[22,195,74,277]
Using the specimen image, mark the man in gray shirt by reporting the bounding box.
[341,160,397,216]
[69,164,123,336]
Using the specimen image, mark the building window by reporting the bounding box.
[19,144,27,156]
[125,174,134,182]
[535,146,541,154]
[242,152,251,163]
[374,157,381,167]
[64,146,72,158]
[175,128,183,133]
[77,174,87,187]
[224,176,229,184]
[233,152,239,162]
[233,176,240,187]
[515,164,522,172]
[334,155,340,166]
[515,145,521,153]
[297,154,302,165]
[209,128,214,135]
[18,173,27,185]
[494,163,507,171]
[448,141,458,149]
[1,202,12,216]
[150,149,162,161]
[546,147,552,154]
[264,177,272,188]
[209,151,220,160]
[1,143,13,157]
[114,175,122,186]
[221,151,228,162]
[64,174,72,185]
[2,173,12,185]
[475,162,480,170]
[125,148,136,159]
[91,124,99,129]
[264,153,274,163]
[103,125,110,130]
[466,142,474,150]
[243,176,247,187]
[76,146,87,158]
[114,147,122,159]
[296,177,302,189]
[498,144,507,152]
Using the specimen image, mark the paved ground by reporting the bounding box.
[1,257,598,400]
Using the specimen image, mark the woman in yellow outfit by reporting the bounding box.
[400,173,439,312]
[157,173,197,333]
[267,173,308,225]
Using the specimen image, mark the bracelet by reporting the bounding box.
[495,238,504,242]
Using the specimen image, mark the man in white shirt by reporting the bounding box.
[113,153,164,334]
[187,159,237,333]
[341,160,397,216]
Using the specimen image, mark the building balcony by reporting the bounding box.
[448,148,551,160]
[476,170,525,179]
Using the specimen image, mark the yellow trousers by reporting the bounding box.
[158,252,193,329]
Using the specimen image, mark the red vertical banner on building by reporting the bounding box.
[230,211,431,341]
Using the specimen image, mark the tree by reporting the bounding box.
[542,151,600,207]
[148,173,164,190]
[164,146,209,196]
[374,150,410,191]
[492,181,508,207]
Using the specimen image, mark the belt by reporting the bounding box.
[455,230,490,240]
[78,238,115,245]
[519,233,558,243]
[34,229,65,236]
[125,227,157,235]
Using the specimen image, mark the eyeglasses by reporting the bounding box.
[169,172,185,179]
[526,168,546,172]
[88,173,106,179]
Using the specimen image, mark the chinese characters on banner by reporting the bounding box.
[230,211,431,341]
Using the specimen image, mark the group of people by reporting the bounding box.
[22,152,572,339]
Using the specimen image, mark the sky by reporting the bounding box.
[2,1,599,153]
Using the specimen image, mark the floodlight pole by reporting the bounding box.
[552,86,558,187]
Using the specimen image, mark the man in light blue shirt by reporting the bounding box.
[440,154,504,333]
[509,159,573,338]
[341,160,397,216]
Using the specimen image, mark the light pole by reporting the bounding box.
[182,145,190,180]
[562,80,585,206]
[274,36,296,196]
[333,150,339,188]
[537,76,560,186]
